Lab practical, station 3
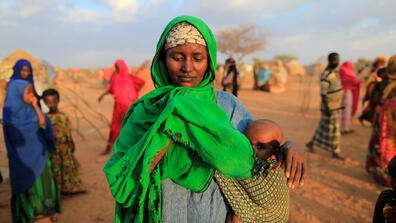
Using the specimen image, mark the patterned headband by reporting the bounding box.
[164,22,207,50]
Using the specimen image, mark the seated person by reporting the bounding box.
[215,119,289,223]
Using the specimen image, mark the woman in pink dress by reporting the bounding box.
[98,59,145,154]
[338,61,361,134]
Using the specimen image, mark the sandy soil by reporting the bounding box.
[0,75,385,222]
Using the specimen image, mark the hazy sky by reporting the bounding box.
[0,0,395,68]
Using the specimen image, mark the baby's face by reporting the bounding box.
[245,124,283,160]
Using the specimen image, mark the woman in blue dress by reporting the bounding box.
[3,59,61,222]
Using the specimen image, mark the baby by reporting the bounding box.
[216,119,289,223]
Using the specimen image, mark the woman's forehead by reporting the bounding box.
[167,43,208,54]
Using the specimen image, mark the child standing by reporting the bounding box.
[43,88,85,194]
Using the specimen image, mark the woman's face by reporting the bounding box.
[166,43,208,88]
[20,66,31,79]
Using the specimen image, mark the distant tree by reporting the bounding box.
[273,54,297,62]
[356,57,369,67]
[355,57,370,74]
[252,57,261,67]
[216,25,267,61]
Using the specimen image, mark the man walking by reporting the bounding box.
[307,52,345,160]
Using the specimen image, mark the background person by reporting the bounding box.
[43,88,86,194]
[306,52,345,160]
[222,57,239,96]
[338,61,361,134]
[3,59,61,222]
[98,59,145,154]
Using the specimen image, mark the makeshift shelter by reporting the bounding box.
[239,62,254,78]
[135,61,154,97]
[102,64,115,81]
[0,49,52,86]
[285,59,306,76]
[129,66,139,75]
[42,60,55,78]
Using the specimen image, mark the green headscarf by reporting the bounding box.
[103,15,254,223]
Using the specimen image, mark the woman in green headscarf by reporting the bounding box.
[104,16,306,223]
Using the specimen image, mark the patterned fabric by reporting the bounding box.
[47,112,85,194]
[11,157,61,223]
[320,70,344,111]
[366,101,396,186]
[366,110,392,186]
[368,55,396,186]
[311,111,341,153]
[164,22,206,50]
[214,158,289,223]
[379,99,396,170]
[340,90,353,131]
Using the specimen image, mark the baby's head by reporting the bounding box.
[244,119,283,160]
[43,88,60,113]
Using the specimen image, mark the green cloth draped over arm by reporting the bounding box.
[103,15,254,223]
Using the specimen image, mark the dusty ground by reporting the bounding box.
[0,75,385,222]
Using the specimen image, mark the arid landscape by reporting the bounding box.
[0,72,383,223]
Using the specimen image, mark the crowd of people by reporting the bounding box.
[218,58,287,96]
[0,15,395,223]
[303,53,396,167]
[365,55,396,188]
[303,52,396,221]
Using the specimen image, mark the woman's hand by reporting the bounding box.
[24,84,35,105]
[98,94,104,103]
[31,95,38,107]
[98,91,110,103]
[273,141,307,189]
